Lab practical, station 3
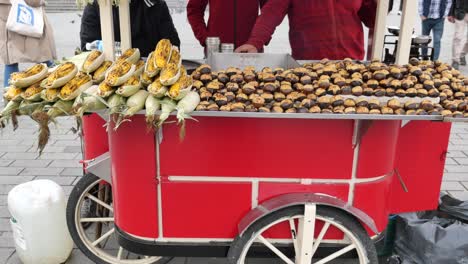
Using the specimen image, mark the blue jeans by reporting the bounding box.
[422,18,445,60]
[3,61,54,88]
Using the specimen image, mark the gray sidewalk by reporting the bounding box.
[1,6,468,264]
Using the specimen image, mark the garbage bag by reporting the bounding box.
[394,208,468,264]
[439,194,468,223]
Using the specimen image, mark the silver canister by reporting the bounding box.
[221,43,235,53]
[206,37,220,54]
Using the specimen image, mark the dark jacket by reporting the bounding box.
[80,0,180,57]
[450,0,468,20]
[187,0,268,49]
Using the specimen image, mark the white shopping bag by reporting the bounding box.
[6,0,44,38]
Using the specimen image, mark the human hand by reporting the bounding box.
[448,16,455,23]
[420,15,427,21]
[235,44,258,53]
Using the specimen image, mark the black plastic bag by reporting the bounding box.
[394,194,468,264]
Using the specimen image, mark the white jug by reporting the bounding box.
[8,180,73,264]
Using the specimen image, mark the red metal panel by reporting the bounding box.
[389,121,451,213]
[82,113,109,160]
[161,180,251,238]
[353,176,393,233]
[258,183,349,205]
[109,116,159,238]
[160,117,354,179]
[357,121,400,179]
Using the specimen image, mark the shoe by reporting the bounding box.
[452,61,460,70]
[461,56,466,66]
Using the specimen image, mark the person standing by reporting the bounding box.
[187,0,268,51]
[419,0,453,61]
[235,0,377,60]
[0,0,56,89]
[448,0,468,69]
[80,0,180,57]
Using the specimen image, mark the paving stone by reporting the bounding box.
[61,168,84,176]
[0,168,23,176]
[1,152,38,160]
[63,186,75,196]
[0,146,31,153]
[0,153,5,158]
[0,248,14,264]
[0,176,34,185]
[0,207,10,218]
[0,219,11,231]
[0,160,13,167]
[444,173,468,181]
[441,181,466,191]
[447,150,468,158]
[5,251,21,264]
[447,145,468,151]
[63,146,82,153]
[51,134,79,140]
[64,249,95,264]
[49,160,82,168]
[445,165,468,173]
[0,196,6,206]
[10,159,52,168]
[20,168,63,176]
[27,145,66,153]
[445,158,458,165]
[38,153,78,160]
[448,191,468,201]
[35,176,76,186]
[53,140,82,147]
[449,139,468,145]
[0,140,21,146]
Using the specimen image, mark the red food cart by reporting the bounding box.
[64,1,460,263]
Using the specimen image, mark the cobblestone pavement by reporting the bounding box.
[1,5,468,264]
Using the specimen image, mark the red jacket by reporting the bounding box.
[246,0,377,60]
[187,0,267,49]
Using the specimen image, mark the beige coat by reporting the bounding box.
[0,0,56,64]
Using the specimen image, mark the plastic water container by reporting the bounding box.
[8,180,73,264]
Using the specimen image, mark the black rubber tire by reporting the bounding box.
[66,173,173,264]
[227,205,378,264]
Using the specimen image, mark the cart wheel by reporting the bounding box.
[66,173,173,264]
[228,205,378,264]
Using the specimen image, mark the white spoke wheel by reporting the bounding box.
[66,173,173,264]
[227,205,378,264]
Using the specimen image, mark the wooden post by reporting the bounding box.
[371,0,389,61]
[396,0,418,65]
[98,0,115,61]
[118,0,132,51]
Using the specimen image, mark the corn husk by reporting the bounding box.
[9,63,48,88]
[21,81,44,102]
[105,61,136,86]
[176,91,200,140]
[148,77,168,98]
[154,39,172,69]
[145,95,161,131]
[3,86,24,102]
[116,76,142,97]
[92,61,113,83]
[168,46,182,67]
[82,50,105,74]
[107,94,126,114]
[0,100,21,130]
[42,62,78,89]
[133,59,145,77]
[158,97,177,126]
[48,100,75,120]
[145,52,159,77]
[40,87,61,103]
[58,73,93,101]
[18,100,40,116]
[114,90,148,129]
[72,86,107,117]
[97,82,115,98]
[117,48,140,64]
